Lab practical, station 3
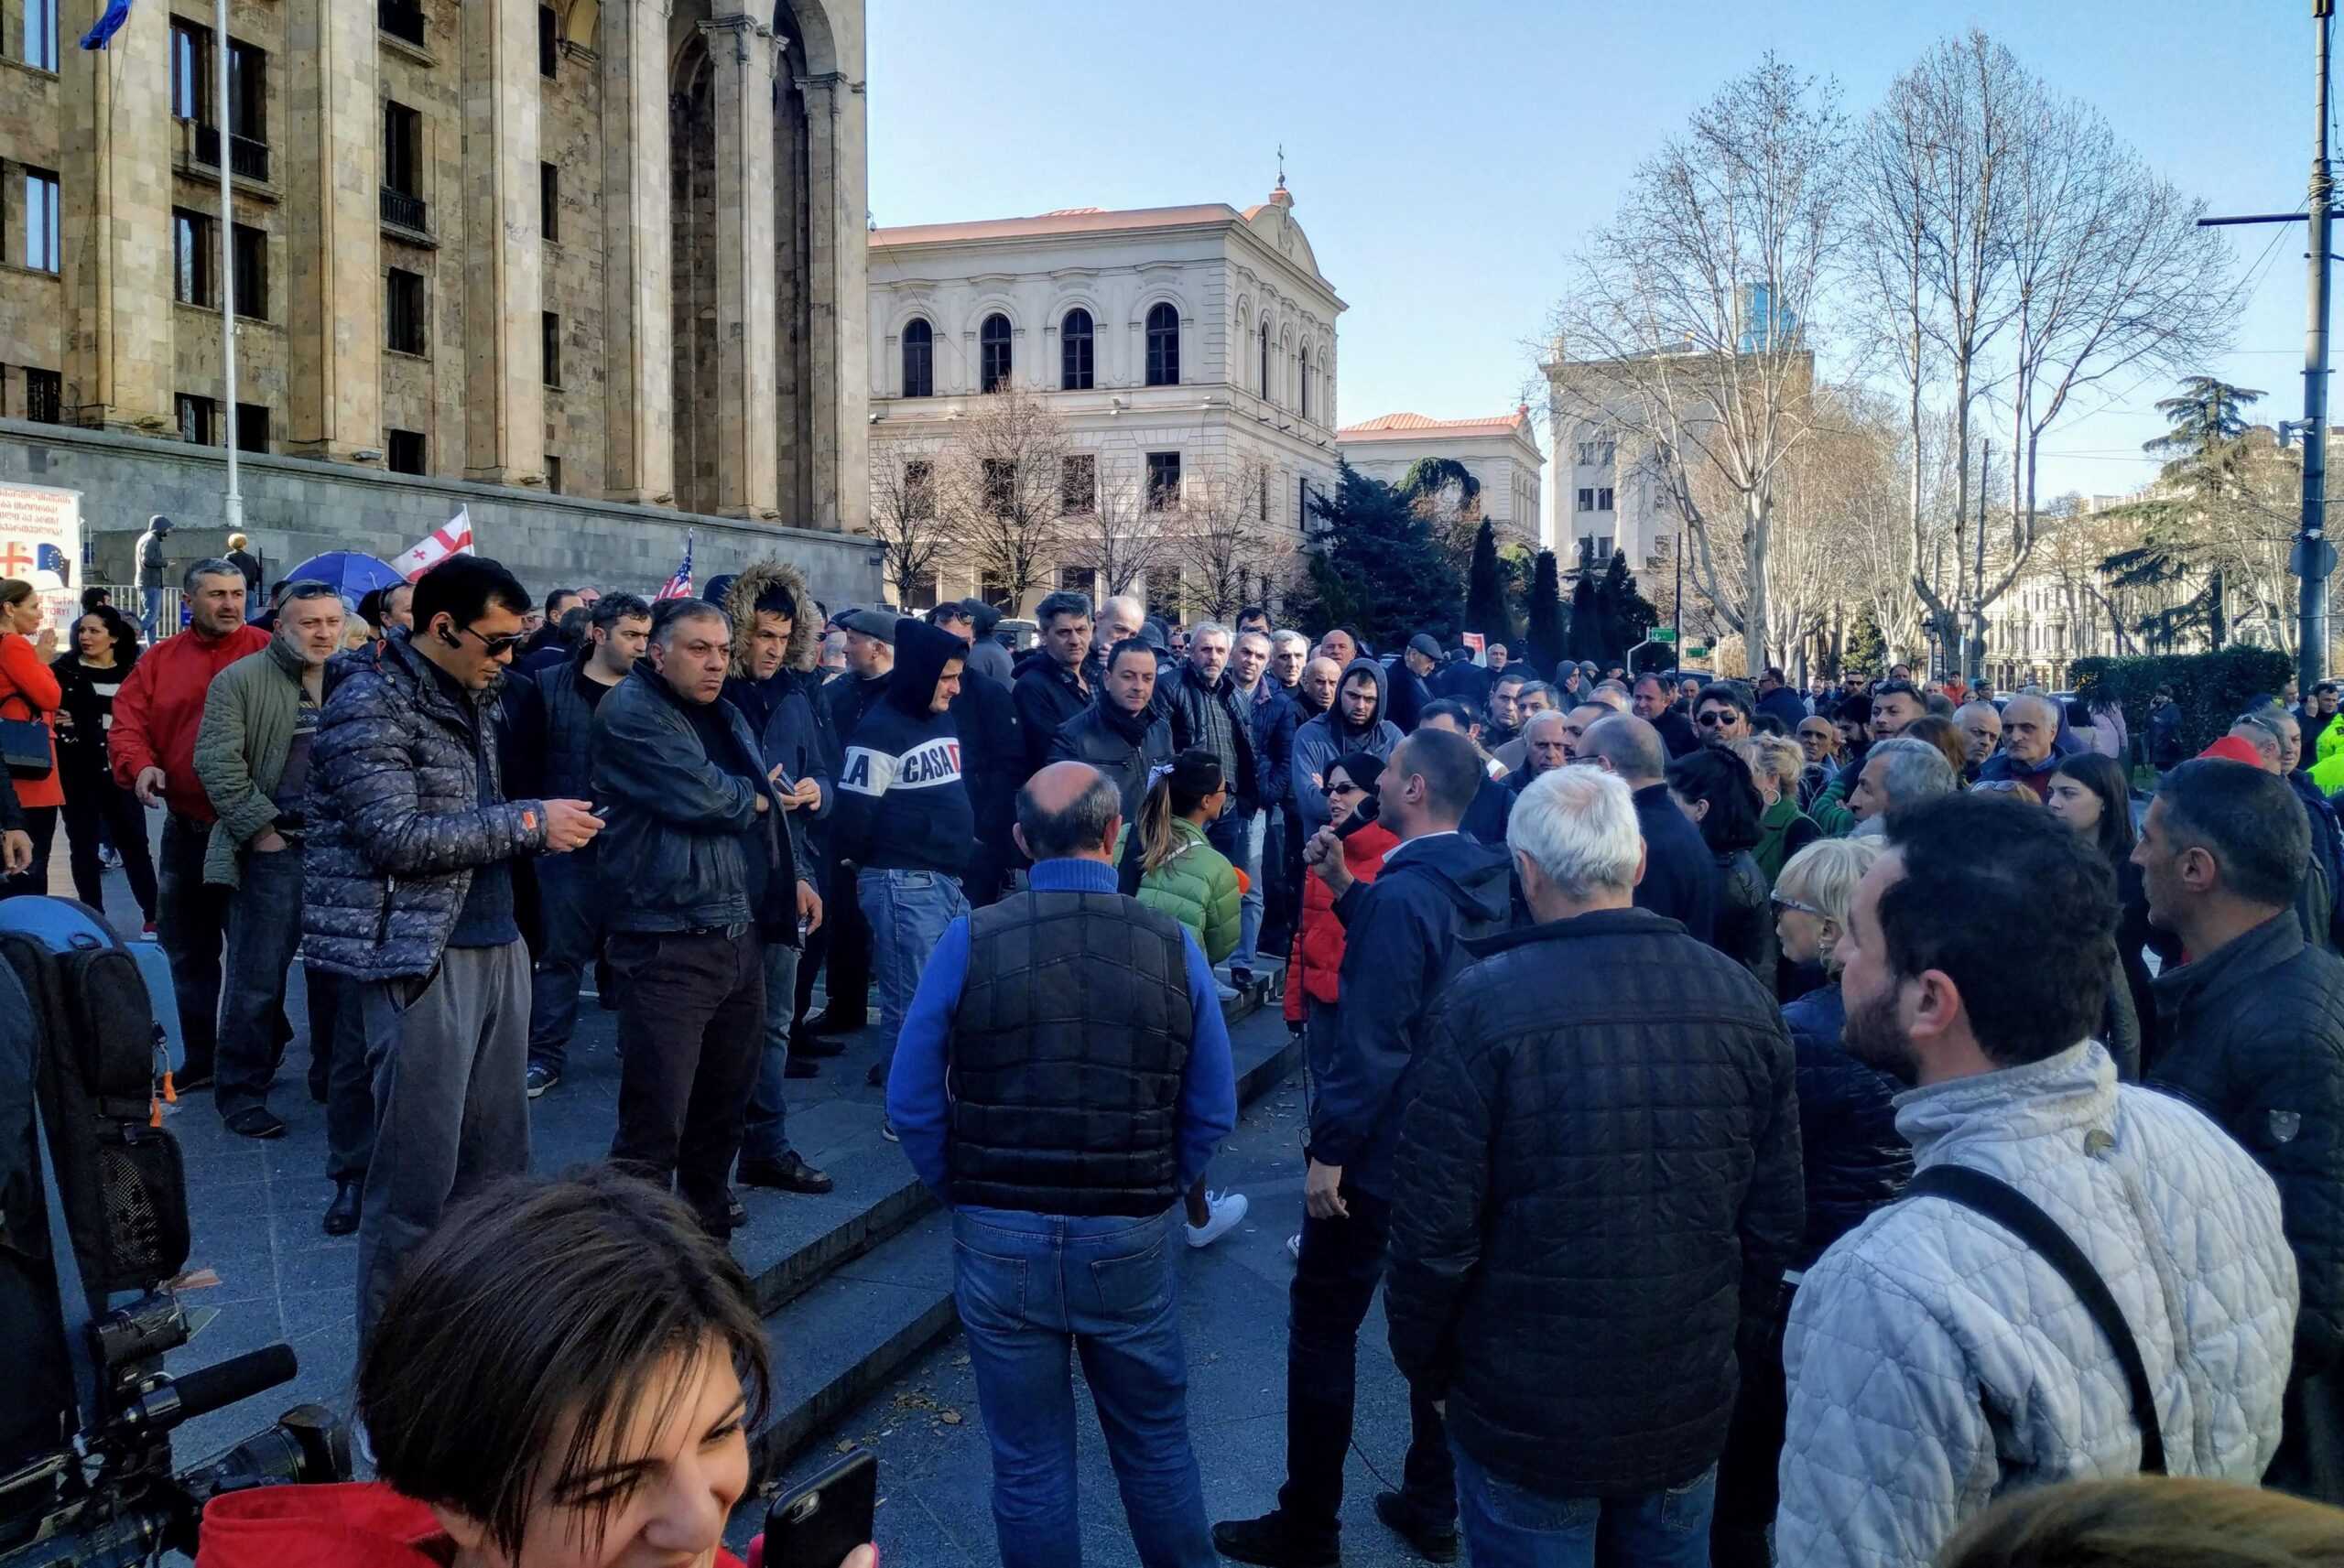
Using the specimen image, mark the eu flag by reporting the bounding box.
[81,0,134,51]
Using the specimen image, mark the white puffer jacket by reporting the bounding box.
[1777,1042,2296,1568]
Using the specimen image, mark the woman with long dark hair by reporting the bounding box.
[1666,744,1779,985]
[0,578,61,900]
[50,604,158,928]
[2049,751,2155,1075]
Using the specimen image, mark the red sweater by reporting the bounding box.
[0,631,61,808]
[107,622,268,822]
[197,1482,752,1568]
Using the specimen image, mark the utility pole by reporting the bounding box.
[216,0,242,540]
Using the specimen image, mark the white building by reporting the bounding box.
[865,184,1343,613]
[1334,409,1545,537]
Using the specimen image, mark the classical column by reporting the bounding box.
[703,12,777,519]
[283,0,381,461]
[798,59,868,532]
[460,0,545,486]
[600,0,673,503]
[60,0,171,432]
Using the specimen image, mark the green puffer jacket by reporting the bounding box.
[1136,816,1242,967]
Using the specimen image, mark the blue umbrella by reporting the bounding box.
[281,551,407,599]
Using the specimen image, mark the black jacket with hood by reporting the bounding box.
[721,560,832,930]
[1291,657,1405,834]
[829,617,973,876]
[1311,830,1513,1198]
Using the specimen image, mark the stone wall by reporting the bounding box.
[0,416,884,611]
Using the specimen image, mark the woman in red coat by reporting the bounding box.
[0,578,62,899]
[196,1170,874,1568]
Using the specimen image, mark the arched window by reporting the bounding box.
[979,313,1013,393]
[1059,308,1093,391]
[1259,319,1272,402]
[1145,302,1180,386]
[1298,344,1310,419]
[901,318,933,399]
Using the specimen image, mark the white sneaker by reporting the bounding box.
[881,1119,899,1143]
[1286,1233,1302,1261]
[1185,1190,1248,1249]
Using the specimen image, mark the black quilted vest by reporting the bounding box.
[947,889,1194,1217]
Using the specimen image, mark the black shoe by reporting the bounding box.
[866,1060,888,1088]
[307,1073,329,1105]
[1212,1512,1339,1568]
[1231,966,1257,990]
[801,1007,865,1037]
[224,1105,287,1141]
[322,1178,362,1237]
[793,1032,847,1058]
[738,1152,835,1195]
[1374,1492,1458,1564]
[173,1065,214,1094]
[784,1055,820,1078]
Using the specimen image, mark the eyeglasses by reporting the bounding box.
[1771,893,1824,917]
[451,622,526,658]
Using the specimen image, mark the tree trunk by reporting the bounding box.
[1742,488,1770,677]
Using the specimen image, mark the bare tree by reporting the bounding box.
[1059,457,1172,600]
[1165,464,1276,624]
[1548,55,1847,675]
[939,385,1069,612]
[867,440,958,608]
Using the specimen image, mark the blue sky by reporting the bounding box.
[866,0,2312,503]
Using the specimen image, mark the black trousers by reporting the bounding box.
[802,856,870,1024]
[608,926,764,1236]
[0,805,56,901]
[56,750,157,919]
[1278,1178,1454,1542]
[1711,1286,1793,1566]
[156,813,232,1080]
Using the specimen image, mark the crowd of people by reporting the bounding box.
[5,549,2344,1568]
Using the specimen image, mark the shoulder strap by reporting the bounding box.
[1906,1163,2165,1476]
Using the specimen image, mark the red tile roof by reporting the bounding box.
[1337,410,1534,441]
[872,204,1243,247]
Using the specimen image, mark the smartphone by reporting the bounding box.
[761,1448,875,1568]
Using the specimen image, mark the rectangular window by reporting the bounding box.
[1576,441,1594,465]
[233,403,267,453]
[1597,535,1612,558]
[545,455,562,494]
[541,311,560,385]
[225,39,265,143]
[1145,451,1181,511]
[24,170,58,274]
[1600,442,1616,466]
[538,5,559,77]
[25,369,60,424]
[172,209,213,306]
[1576,487,1594,512]
[177,393,216,447]
[386,428,426,474]
[978,570,1012,611]
[23,0,56,70]
[539,162,558,243]
[378,0,428,48]
[1059,453,1096,514]
[385,267,427,354]
[1598,487,1615,512]
[383,101,422,196]
[169,20,207,120]
[904,459,934,515]
[1259,463,1270,522]
[903,570,939,611]
[982,459,1015,517]
[1058,566,1095,595]
[231,223,266,320]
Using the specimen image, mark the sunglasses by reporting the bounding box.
[1696,709,1740,728]
[450,622,527,657]
[1771,893,1824,917]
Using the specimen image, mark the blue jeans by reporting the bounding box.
[859,866,968,1078]
[742,938,801,1162]
[952,1206,1216,1568]
[140,585,161,638]
[1452,1444,1715,1568]
[216,844,310,1121]
[1218,809,1264,971]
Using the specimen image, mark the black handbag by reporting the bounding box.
[0,634,54,781]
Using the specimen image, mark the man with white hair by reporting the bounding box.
[1098,593,1146,652]
[1848,736,1959,830]
[1386,765,1801,1566]
[1978,692,2062,801]
[1954,700,2002,781]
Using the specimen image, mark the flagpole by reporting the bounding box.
[215,0,241,539]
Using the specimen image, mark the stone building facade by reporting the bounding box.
[0,0,868,536]
[865,186,1342,616]
[1334,408,1544,538]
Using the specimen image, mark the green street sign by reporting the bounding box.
[1651,628,1677,643]
[1684,644,1709,659]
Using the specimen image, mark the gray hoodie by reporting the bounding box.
[1291,656,1404,833]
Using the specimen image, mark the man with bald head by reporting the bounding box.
[1979,693,2063,800]
[1098,594,1146,652]
[888,760,1236,1567]
[1317,627,1361,669]
[1579,713,1718,943]
[1297,654,1342,721]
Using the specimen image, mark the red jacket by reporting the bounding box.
[197,1482,752,1568]
[0,630,61,808]
[108,622,268,821]
[1284,817,1398,1023]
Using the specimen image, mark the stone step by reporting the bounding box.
[746,1001,1301,1487]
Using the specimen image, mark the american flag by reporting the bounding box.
[654,532,695,600]
[398,508,475,582]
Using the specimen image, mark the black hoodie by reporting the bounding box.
[829,618,973,876]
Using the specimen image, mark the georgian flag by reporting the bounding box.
[398,507,474,582]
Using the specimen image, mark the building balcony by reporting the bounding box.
[380,187,428,233]
[378,0,426,46]
[191,125,270,183]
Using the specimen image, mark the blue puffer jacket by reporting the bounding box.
[301,631,549,981]
[1780,980,1910,1270]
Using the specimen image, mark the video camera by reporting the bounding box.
[0,898,346,1566]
